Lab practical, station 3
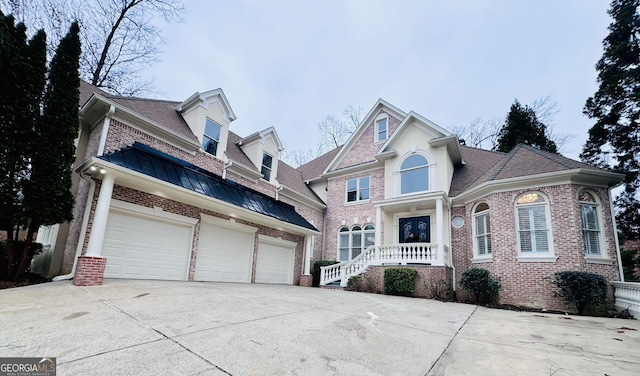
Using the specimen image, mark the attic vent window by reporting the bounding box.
[376,117,388,142]
[203,118,221,156]
[261,152,273,181]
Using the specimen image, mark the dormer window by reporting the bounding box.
[375,116,388,143]
[203,118,221,156]
[261,152,273,181]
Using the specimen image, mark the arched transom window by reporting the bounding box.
[400,154,429,194]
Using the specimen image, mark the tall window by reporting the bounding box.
[474,203,491,257]
[261,152,273,181]
[400,155,429,194]
[376,117,388,142]
[346,176,370,202]
[579,191,601,255]
[516,193,550,254]
[338,225,375,261]
[203,118,221,156]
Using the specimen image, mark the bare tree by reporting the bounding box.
[1,0,185,96]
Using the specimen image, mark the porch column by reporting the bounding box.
[300,234,314,287]
[85,173,115,256]
[436,197,444,265]
[375,206,381,261]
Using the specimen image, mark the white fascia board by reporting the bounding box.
[451,168,625,205]
[261,126,285,152]
[322,160,383,179]
[79,157,320,236]
[429,135,464,165]
[279,185,326,210]
[226,160,263,182]
[323,99,407,175]
[177,88,237,122]
[86,94,201,152]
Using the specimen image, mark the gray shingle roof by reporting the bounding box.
[298,146,343,181]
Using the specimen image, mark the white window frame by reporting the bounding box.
[374,113,388,143]
[396,152,431,196]
[338,224,375,261]
[515,192,556,262]
[345,176,370,203]
[203,118,221,157]
[472,202,492,263]
[261,152,273,181]
[579,190,613,264]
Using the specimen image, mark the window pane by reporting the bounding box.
[340,234,349,247]
[359,188,370,200]
[347,179,357,191]
[401,167,428,194]
[262,153,273,168]
[475,215,486,234]
[581,205,599,230]
[261,166,271,181]
[518,207,531,230]
[377,119,387,141]
[585,230,600,254]
[401,155,428,170]
[359,177,369,189]
[478,236,487,255]
[339,248,350,261]
[347,191,357,202]
[203,137,218,155]
[532,206,547,229]
[520,232,532,252]
[205,119,221,140]
[534,230,549,252]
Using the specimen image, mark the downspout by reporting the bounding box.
[609,186,625,282]
[222,160,232,180]
[52,171,96,281]
[275,185,283,201]
[447,197,456,293]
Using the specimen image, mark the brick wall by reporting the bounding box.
[73,255,106,286]
[452,184,621,311]
[359,265,452,298]
[324,168,384,260]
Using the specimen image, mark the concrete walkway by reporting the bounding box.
[1,280,639,375]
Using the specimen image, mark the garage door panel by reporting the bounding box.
[102,211,192,280]
[194,224,253,283]
[255,242,294,284]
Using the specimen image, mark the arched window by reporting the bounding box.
[579,191,601,255]
[516,192,551,254]
[473,203,491,258]
[338,225,376,261]
[400,154,429,194]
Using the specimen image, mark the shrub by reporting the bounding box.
[384,268,417,297]
[347,275,362,291]
[425,278,453,301]
[0,241,43,280]
[312,260,339,287]
[621,249,639,282]
[554,271,608,315]
[459,268,501,304]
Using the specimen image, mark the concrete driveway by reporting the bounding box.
[1,280,639,375]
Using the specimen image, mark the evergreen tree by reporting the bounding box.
[495,99,558,153]
[582,0,640,240]
[0,10,81,280]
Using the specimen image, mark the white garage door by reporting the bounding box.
[255,237,295,284]
[194,222,254,283]
[102,210,193,280]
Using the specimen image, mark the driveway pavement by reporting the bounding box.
[1,280,639,375]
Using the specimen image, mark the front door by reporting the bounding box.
[399,216,430,243]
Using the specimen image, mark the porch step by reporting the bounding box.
[320,281,344,290]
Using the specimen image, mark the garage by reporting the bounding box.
[102,207,195,280]
[194,215,256,283]
[255,235,296,284]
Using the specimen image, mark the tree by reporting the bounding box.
[1,0,184,96]
[0,11,81,280]
[581,0,640,241]
[495,99,558,153]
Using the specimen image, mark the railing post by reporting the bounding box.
[340,266,347,287]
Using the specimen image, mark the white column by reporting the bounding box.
[375,206,382,261]
[85,173,115,257]
[436,197,444,265]
[303,235,313,275]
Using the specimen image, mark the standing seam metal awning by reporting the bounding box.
[99,142,318,231]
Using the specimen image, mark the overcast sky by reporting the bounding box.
[142,0,612,161]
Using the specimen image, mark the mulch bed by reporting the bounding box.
[0,273,51,289]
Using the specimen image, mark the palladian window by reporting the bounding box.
[338,225,375,261]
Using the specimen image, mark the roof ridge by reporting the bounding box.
[518,144,592,170]
[485,144,523,181]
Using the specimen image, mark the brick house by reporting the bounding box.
[39,82,625,310]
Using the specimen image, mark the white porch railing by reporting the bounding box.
[320,243,448,287]
[612,281,640,319]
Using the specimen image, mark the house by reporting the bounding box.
[39,82,625,311]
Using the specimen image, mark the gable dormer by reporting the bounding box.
[237,127,284,184]
[176,88,237,159]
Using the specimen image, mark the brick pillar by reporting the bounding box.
[73,255,107,286]
[299,274,313,287]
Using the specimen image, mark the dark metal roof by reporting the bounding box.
[100,143,318,231]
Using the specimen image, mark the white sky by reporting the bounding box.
[142,0,612,161]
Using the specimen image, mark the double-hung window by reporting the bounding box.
[203,118,221,156]
[474,203,491,258]
[338,225,375,261]
[579,191,601,255]
[516,193,551,254]
[376,118,388,142]
[261,152,273,181]
[346,176,370,202]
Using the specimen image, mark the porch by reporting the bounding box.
[320,242,450,287]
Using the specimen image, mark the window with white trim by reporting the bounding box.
[399,154,429,194]
[516,193,551,254]
[203,118,221,156]
[579,191,601,255]
[261,152,273,181]
[338,225,375,261]
[376,117,388,142]
[346,176,370,202]
[473,203,491,257]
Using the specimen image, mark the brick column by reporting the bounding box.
[73,255,107,286]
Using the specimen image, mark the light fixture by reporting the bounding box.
[99,168,106,174]
[89,165,97,172]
